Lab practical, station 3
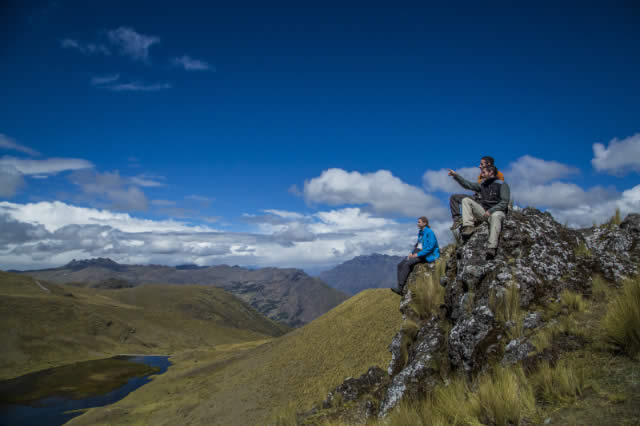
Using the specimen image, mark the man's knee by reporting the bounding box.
[489,211,505,223]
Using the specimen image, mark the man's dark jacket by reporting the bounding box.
[453,175,510,214]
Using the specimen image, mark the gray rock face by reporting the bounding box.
[448,305,495,373]
[582,213,640,282]
[523,312,543,330]
[322,367,387,409]
[379,317,443,417]
[502,338,535,366]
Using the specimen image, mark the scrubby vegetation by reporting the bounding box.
[603,276,640,357]
[410,258,446,320]
[490,284,523,338]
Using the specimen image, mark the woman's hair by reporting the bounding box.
[419,216,430,227]
[481,156,495,165]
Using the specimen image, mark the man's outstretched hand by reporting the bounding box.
[447,169,457,177]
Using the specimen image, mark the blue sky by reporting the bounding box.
[1,1,639,271]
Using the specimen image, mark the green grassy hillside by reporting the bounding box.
[0,271,288,379]
[66,288,404,426]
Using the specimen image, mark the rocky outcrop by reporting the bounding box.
[581,213,640,282]
[299,208,640,424]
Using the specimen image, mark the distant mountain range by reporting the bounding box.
[16,258,348,327]
[319,253,404,295]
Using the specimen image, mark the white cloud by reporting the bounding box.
[0,134,40,156]
[0,156,93,175]
[548,184,640,228]
[172,55,212,71]
[592,133,640,175]
[0,201,215,233]
[303,168,447,219]
[90,74,120,85]
[60,38,111,55]
[106,27,160,62]
[507,155,579,185]
[263,209,305,220]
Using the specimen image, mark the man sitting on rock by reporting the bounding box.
[391,216,440,295]
[449,156,505,231]
[448,165,510,260]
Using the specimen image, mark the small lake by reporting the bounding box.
[0,355,171,426]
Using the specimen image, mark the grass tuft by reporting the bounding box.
[591,275,611,301]
[560,289,587,313]
[606,208,623,227]
[469,366,535,425]
[574,242,593,257]
[531,359,585,404]
[603,277,640,357]
[383,367,535,426]
[490,284,523,338]
[411,258,446,320]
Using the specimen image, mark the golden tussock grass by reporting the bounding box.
[531,358,585,404]
[410,258,446,320]
[603,276,640,357]
[490,284,523,338]
[383,366,535,426]
[560,289,587,313]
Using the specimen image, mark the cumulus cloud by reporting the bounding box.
[0,156,93,175]
[303,168,447,219]
[592,133,640,175]
[507,155,579,186]
[548,184,640,228]
[0,201,215,233]
[0,134,40,156]
[172,55,212,71]
[106,27,160,62]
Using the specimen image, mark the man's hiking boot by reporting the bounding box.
[485,248,497,260]
[390,287,404,296]
[461,226,474,237]
[450,217,463,231]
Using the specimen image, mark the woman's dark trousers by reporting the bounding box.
[397,256,426,291]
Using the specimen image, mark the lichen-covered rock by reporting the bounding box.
[523,312,543,330]
[379,316,443,417]
[582,213,640,282]
[502,338,535,366]
[322,367,387,409]
[448,305,495,373]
